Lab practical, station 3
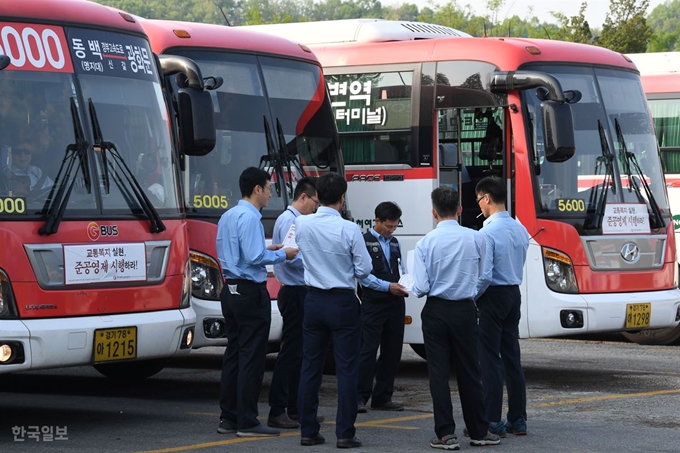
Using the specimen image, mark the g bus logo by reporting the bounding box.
[0,23,71,72]
[87,222,119,241]
[87,222,100,241]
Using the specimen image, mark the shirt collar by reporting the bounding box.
[238,199,262,219]
[287,205,301,217]
[436,219,460,229]
[370,227,391,242]
[315,206,341,217]
[483,211,510,226]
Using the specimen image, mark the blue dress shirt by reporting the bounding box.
[359,228,405,293]
[216,200,286,283]
[476,211,529,297]
[273,206,305,286]
[412,219,486,301]
[295,206,372,290]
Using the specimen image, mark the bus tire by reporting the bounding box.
[410,344,427,360]
[93,358,168,380]
[622,325,680,345]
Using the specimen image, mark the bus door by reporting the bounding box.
[436,106,505,231]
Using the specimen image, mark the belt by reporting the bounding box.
[306,286,355,294]
[224,278,266,287]
[427,296,474,303]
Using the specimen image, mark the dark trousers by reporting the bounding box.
[268,285,307,418]
[478,285,527,424]
[422,297,488,440]
[219,280,271,429]
[298,290,362,440]
[357,295,405,407]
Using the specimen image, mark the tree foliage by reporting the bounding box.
[597,0,652,52]
[94,0,674,51]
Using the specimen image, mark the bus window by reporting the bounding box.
[649,99,680,171]
[326,71,413,165]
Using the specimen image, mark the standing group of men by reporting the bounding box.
[215,166,529,450]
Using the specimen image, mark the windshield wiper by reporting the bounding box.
[275,118,307,197]
[614,118,664,229]
[585,120,616,230]
[261,116,283,197]
[39,97,91,235]
[88,99,165,233]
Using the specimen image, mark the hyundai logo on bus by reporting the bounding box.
[87,222,119,241]
[620,242,640,263]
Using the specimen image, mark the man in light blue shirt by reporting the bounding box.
[412,186,500,450]
[475,175,529,437]
[216,167,297,438]
[357,201,409,414]
[294,172,371,449]
[267,176,320,429]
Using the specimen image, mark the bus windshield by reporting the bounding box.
[80,74,179,212]
[174,50,341,217]
[0,27,179,219]
[525,65,668,224]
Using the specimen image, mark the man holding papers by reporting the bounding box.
[357,202,409,413]
[267,176,320,430]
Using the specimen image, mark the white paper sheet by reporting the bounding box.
[282,223,298,248]
[398,274,414,292]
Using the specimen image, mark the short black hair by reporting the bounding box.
[239,166,271,198]
[431,186,459,218]
[475,175,506,205]
[375,201,402,221]
[293,176,317,201]
[316,172,346,205]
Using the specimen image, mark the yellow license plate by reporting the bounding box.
[625,303,651,329]
[94,327,137,363]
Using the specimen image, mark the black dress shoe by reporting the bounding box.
[371,400,404,411]
[337,437,362,448]
[301,433,326,446]
[357,403,367,413]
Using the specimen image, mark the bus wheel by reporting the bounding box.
[410,344,427,360]
[622,325,680,345]
[93,358,168,380]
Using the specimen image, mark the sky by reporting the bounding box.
[398,0,666,29]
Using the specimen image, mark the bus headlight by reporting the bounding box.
[0,269,18,319]
[542,247,578,294]
[180,259,191,308]
[190,251,223,301]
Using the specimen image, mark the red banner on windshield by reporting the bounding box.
[0,23,73,73]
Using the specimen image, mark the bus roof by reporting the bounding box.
[640,73,680,96]
[140,19,320,63]
[1,0,146,34]
[244,19,470,45]
[307,37,636,72]
[627,52,680,76]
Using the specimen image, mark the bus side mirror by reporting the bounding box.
[177,88,216,156]
[0,55,10,71]
[542,100,575,162]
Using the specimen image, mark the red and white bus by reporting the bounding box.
[249,20,680,350]
[625,53,680,342]
[140,20,343,348]
[0,0,216,378]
